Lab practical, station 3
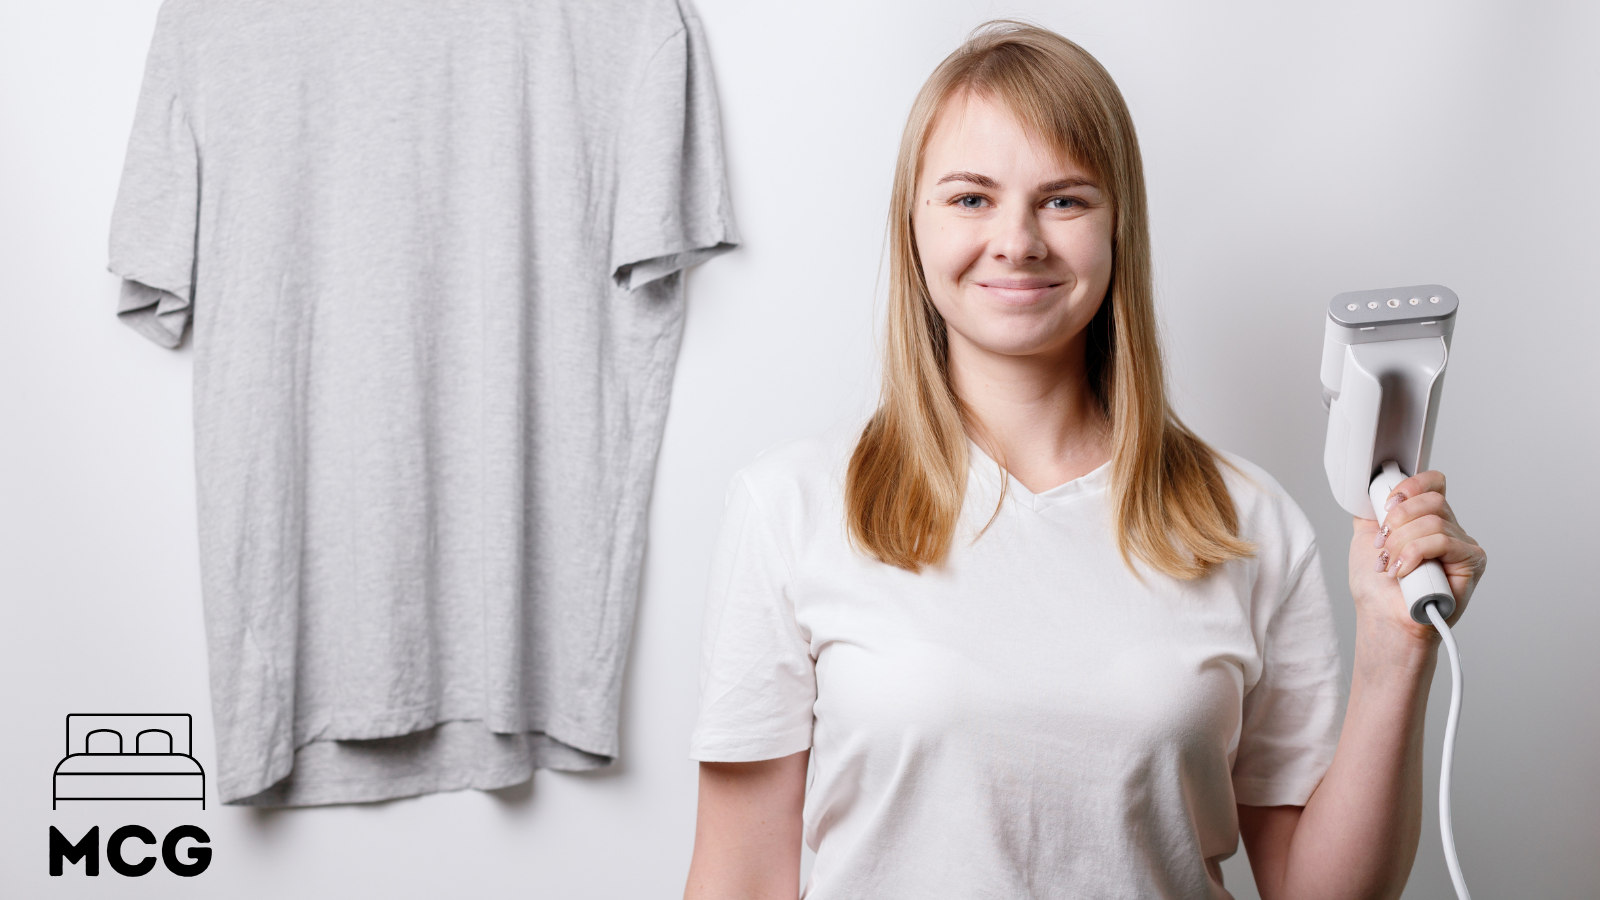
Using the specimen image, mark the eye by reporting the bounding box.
[951,194,988,209]
[1045,196,1084,210]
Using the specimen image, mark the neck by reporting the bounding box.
[947,333,1111,484]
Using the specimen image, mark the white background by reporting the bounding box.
[3,0,1597,897]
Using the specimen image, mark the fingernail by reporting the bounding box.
[1376,550,1389,573]
[1388,556,1401,578]
[1385,492,1404,512]
[1373,524,1389,549]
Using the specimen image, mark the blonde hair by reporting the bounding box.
[845,19,1256,581]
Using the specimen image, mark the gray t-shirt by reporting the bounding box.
[107,0,738,806]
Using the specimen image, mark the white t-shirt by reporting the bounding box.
[689,420,1345,898]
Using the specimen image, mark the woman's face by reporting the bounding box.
[912,91,1113,367]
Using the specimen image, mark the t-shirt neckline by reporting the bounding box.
[967,437,1112,509]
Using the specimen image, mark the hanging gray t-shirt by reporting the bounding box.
[106,0,738,806]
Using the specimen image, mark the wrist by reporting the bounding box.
[1354,617,1440,681]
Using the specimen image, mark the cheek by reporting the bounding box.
[1061,222,1114,285]
[912,220,960,322]
[912,214,977,283]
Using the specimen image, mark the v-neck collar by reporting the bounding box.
[967,438,1112,511]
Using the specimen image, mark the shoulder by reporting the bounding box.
[154,0,201,21]
[1210,448,1320,562]
[730,417,862,510]
[605,0,697,58]
[721,417,871,559]
[1204,450,1337,631]
[149,0,203,54]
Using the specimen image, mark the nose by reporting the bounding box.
[990,204,1048,264]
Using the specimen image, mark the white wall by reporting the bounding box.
[3,0,1596,897]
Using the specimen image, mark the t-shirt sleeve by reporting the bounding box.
[106,2,200,350]
[609,9,740,292]
[688,471,816,762]
[1233,537,1346,807]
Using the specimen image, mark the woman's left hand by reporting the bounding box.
[1347,469,1488,647]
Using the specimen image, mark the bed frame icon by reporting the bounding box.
[52,714,206,810]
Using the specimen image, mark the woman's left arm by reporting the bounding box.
[1239,469,1488,900]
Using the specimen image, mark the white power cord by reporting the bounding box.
[1423,600,1470,899]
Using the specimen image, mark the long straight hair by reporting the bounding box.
[845,20,1256,580]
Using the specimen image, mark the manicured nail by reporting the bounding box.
[1388,556,1401,578]
[1373,524,1389,549]
[1385,492,1404,512]
[1376,550,1389,573]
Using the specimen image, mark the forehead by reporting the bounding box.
[919,90,1086,182]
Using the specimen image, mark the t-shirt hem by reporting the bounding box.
[223,758,543,808]
[219,713,618,807]
[108,263,191,348]
[688,727,812,763]
[1231,774,1325,808]
[613,232,738,290]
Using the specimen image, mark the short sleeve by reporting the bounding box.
[610,8,740,291]
[106,2,200,349]
[1232,540,1346,807]
[688,471,816,762]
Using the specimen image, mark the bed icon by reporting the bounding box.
[52,714,206,810]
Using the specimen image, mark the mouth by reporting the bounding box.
[976,279,1061,290]
[975,279,1063,303]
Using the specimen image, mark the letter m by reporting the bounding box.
[49,825,98,876]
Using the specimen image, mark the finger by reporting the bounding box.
[1378,491,1454,538]
[1381,469,1447,513]
[1388,530,1474,579]
[1384,511,1459,566]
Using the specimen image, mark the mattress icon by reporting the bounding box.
[52,714,206,809]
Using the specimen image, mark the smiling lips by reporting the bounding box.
[975,277,1062,303]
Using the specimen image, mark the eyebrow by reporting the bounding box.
[934,171,1099,192]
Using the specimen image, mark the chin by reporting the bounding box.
[966,330,1074,360]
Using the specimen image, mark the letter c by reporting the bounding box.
[106,825,157,877]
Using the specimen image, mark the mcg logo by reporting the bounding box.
[48,713,212,877]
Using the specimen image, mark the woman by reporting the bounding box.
[684,20,1486,899]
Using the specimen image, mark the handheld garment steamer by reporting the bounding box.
[1321,284,1470,898]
